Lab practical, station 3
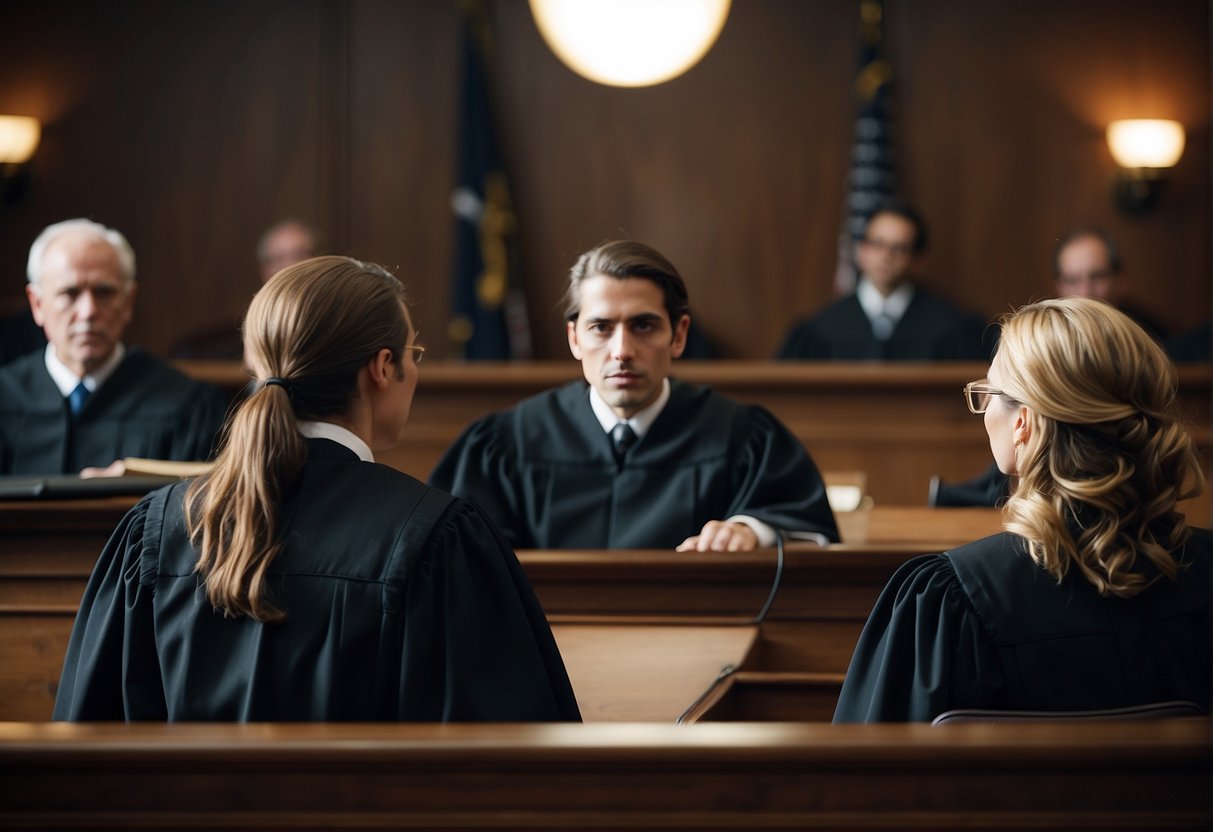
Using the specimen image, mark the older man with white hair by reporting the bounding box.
[0,218,227,475]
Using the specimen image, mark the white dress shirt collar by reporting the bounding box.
[856,277,915,328]
[297,420,375,463]
[588,377,671,438]
[44,343,126,397]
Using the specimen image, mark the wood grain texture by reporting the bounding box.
[0,1,1206,358]
[0,720,1208,830]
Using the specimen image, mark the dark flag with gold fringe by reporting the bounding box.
[448,0,531,360]
[833,0,896,297]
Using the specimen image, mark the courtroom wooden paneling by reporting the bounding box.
[1,2,1208,359]
[0,609,73,722]
[0,721,1208,831]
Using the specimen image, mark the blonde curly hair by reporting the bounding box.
[996,297,1204,598]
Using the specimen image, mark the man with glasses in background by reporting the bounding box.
[778,200,990,361]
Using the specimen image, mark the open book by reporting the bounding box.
[121,457,214,478]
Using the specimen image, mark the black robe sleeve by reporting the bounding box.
[726,405,839,542]
[428,414,532,549]
[53,496,167,720]
[394,498,581,720]
[832,554,1003,722]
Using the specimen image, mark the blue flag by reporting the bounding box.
[834,0,896,296]
[449,2,531,360]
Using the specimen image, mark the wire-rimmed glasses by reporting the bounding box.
[963,380,1004,414]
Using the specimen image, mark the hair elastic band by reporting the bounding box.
[263,377,291,392]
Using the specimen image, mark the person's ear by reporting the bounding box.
[567,319,582,360]
[26,284,45,327]
[367,348,395,391]
[1012,406,1032,446]
[670,314,690,358]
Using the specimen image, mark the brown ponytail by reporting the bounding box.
[185,256,409,621]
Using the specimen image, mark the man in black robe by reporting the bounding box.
[171,219,320,360]
[1052,227,1168,341]
[777,201,991,361]
[0,219,227,475]
[430,240,838,551]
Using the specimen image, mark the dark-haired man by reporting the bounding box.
[778,202,990,361]
[431,240,839,551]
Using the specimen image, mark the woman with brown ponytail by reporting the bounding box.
[835,297,1210,722]
[54,256,579,721]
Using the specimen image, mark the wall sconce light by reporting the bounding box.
[528,0,731,88]
[1106,119,1185,215]
[0,115,41,202]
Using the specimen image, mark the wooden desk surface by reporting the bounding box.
[835,505,1002,544]
[0,497,1000,544]
[1,720,1207,831]
[551,623,758,722]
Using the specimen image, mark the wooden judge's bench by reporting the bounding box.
[180,359,1213,523]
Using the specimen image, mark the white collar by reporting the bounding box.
[297,421,375,463]
[856,277,915,325]
[588,378,671,438]
[44,343,126,397]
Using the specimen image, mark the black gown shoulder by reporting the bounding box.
[430,380,838,548]
[834,530,1213,722]
[53,439,581,722]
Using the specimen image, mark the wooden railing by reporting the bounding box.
[0,720,1207,831]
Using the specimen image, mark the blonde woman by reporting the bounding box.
[835,297,1209,722]
[55,257,579,721]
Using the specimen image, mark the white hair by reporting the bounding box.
[26,218,137,287]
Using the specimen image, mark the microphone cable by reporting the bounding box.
[675,530,787,723]
[750,528,786,625]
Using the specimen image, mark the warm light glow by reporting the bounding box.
[0,116,40,164]
[528,0,731,88]
[1106,120,1185,169]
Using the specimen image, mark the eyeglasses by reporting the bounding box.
[403,345,426,364]
[859,237,914,257]
[963,380,1004,414]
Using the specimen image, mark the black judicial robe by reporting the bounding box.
[931,462,1010,508]
[0,307,45,365]
[833,529,1212,723]
[0,348,228,474]
[777,290,992,361]
[53,438,581,722]
[428,379,840,549]
[1168,320,1212,362]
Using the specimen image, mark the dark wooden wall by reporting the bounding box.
[0,0,1208,359]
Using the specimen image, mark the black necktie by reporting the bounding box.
[68,382,90,416]
[611,422,638,462]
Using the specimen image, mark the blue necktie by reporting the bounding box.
[68,382,90,415]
